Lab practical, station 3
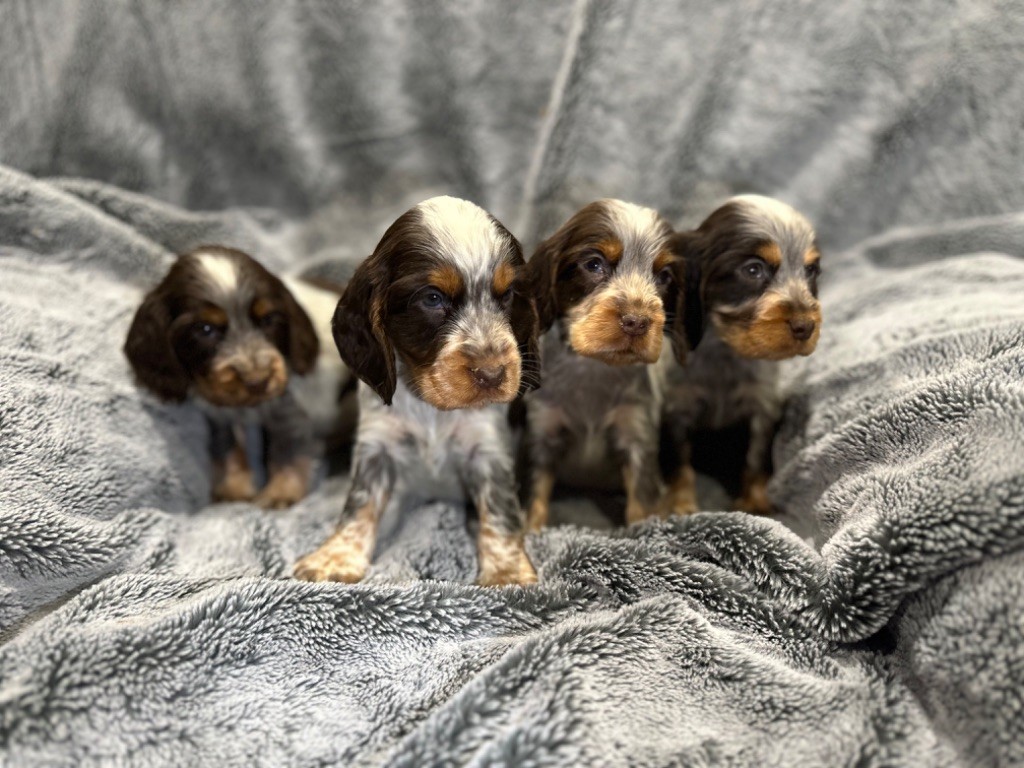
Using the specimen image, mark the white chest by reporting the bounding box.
[357,380,510,503]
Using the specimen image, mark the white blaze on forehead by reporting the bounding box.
[730,194,802,224]
[729,194,816,259]
[599,199,668,271]
[194,251,241,293]
[417,196,509,283]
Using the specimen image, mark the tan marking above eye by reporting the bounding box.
[251,297,279,320]
[594,238,624,263]
[199,306,229,326]
[804,247,821,265]
[653,249,676,272]
[428,265,465,298]
[492,261,515,296]
[756,242,783,267]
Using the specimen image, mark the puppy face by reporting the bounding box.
[528,200,677,365]
[333,196,539,410]
[124,247,319,407]
[675,195,822,360]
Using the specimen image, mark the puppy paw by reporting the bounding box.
[659,489,698,518]
[478,559,537,587]
[659,466,698,518]
[527,500,550,533]
[212,471,257,503]
[736,473,773,515]
[625,501,663,526]
[477,539,537,587]
[255,464,310,510]
[293,547,368,583]
[255,484,304,510]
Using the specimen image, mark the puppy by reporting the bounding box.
[522,199,699,531]
[124,246,347,508]
[293,196,540,586]
[662,194,821,514]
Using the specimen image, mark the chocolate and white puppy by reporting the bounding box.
[124,246,347,508]
[522,199,697,530]
[662,194,821,514]
[294,196,540,586]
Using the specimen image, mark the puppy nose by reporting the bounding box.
[232,366,270,394]
[472,365,506,390]
[619,314,651,337]
[789,318,816,341]
[243,376,270,395]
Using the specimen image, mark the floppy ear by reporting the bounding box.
[666,234,705,365]
[509,279,541,394]
[124,289,190,402]
[279,284,319,375]
[332,257,396,405]
[525,231,568,332]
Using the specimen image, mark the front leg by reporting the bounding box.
[659,400,700,517]
[464,454,536,587]
[527,469,556,533]
[662,459,699,517]
[660,434,698,518]
[210,421,256,503]
[736,410,778,515]
[524,403,569,533]
[293,450,395,583]
[608,405,663,526]
[622,461,664,526]
[256,392,317,509]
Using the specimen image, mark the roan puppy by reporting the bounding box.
[293,196,540,586]
[662,194,821,515]
[124,246,347,508]
[522,199,699,531]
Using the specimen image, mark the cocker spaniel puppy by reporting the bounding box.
[124,246,347,508]
[662,194,821,515]
[294,196,540,586]
[522,199,699,530]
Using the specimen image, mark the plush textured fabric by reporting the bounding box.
[2,1,1023,765]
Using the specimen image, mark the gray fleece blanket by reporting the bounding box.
[2,1,1024,766]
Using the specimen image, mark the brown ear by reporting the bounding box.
[332,257,396,405]
[509,280,541,394]
[279,284,319,375]
[526,230,569,332]
[495,225,542,395]
[666,233,705,365]
[124,289,190,402]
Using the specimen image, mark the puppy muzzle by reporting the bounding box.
[197,343,289,407]
[411,315,523,410]
[567,289,666,365]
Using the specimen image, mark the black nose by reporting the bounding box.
[233,368,271,394]
[472,365,506,390]
[244,377,270,394]
[789,318,816,341]
[620,314,651,337]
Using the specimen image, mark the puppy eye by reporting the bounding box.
[805,262,821,279]
[194,322,224,340]
[257,311,285,329]
[656,266,673,287]
[583,254,607,275]
[419,288,449,310]
[499,289,513,307]
[739,259,769,281]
